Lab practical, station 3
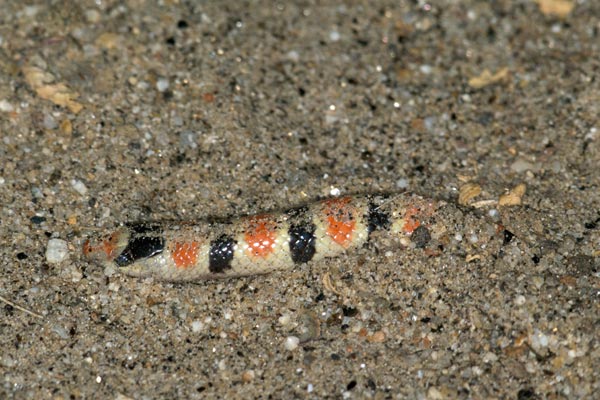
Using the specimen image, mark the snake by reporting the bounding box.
[83,192,507,281]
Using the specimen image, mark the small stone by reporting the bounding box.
[30,215,46,224]
[191,320,204,332]
[95,32,121,50]
[427,387,444,400]
[43,113,58,130]
[60,119,73,135]
[0,99,14,112]
[286,50,300,62]
[278,313,291,326]
[482,351,498,363]
[510,159,539,173]
[411,226,431,248]
[529,329,549,353]
[156,78,170,92]
[85,9,101,23]
[367,331,386,343]
[46,239,69,264]
[241,370,255,383]
[52,324,70,339]
[419,64,432,74]
[178,130,198,149]
[396,178,409,189]
[71,179,88,196]
[284,336,300,351]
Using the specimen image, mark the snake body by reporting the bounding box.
[83,193,503,281]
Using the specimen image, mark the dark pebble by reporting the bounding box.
[411,225,431,248]
[30,216,46,224]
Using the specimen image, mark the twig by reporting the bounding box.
[0,295,44,319]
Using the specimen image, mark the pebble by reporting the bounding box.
[178,130,198,149]
[43,113,58,130]
[46,239,69,264]
[278,313,291,326]
[0,99,14,112]
[396,178,409,189]
[85,9,101,23]
[52,324,70,340]
[514,295,526,306]
[70,179,88,196]
[156,78,170,92]
[284,336,300,351]
[482,351,498,363]
[286,50,300,62]
[530,330,549,349]
[420,64,433,74]
[510,159,540,173]
[241,370,255,383]
[191,320,204,332]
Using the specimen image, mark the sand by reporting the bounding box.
[0,1,598,398]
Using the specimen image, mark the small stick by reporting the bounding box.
[0,294,44,319]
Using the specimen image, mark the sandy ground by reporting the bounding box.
[0,0,598,398]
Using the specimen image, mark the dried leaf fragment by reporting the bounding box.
[466,254,482,262]
[458,183,482,206]
[468,67,509,89]
[367,330,386,343]
[23,65,83,113]
[498,183,527,206]
[535,0,575,18]
[322,272,340,295]
[95,32,122,50]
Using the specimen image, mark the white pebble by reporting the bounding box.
[510,159,539,173]
[419,64,432,74]
[85,9,101,23]
[514,295,526,306]
[43,113,58,130]
[396,178,409,189]
[329,30,340,41]
[70,179,88,195]
[52,324,69,339]
[284,336,300,351]
[156,78,170,92]
[530,329,549,350]
[24,5,40,17]
[191,320,204,332]
[278,313,291,326]
[482,351,498,363]
[0,99,14,112]
[286,50,300,62]
[46,239,69,264]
